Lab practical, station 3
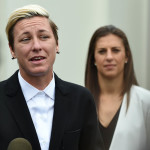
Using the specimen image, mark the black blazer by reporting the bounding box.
[0,71,104,150]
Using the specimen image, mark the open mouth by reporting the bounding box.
[30,56,46,61]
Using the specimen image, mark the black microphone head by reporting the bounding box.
[7,138,32,150]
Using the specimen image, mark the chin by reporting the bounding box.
[104,73,117,79]
[31,72,46,77]
[29,69,51,77]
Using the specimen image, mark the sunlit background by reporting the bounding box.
[0,0,150,90]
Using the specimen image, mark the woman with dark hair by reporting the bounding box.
[85,25,150,150]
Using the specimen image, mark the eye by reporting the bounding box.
[20,37,30,43]
[112,48,120,53]
[40,35,49,40]
[98,49,106,54]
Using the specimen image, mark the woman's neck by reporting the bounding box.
[98,74,124,96]
[97,75,124,127]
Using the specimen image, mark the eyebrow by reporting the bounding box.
[19,30,50,37]
[38,29,49,33]
[21,29,48,34]
[97,46,121,50]
[21,32,30,35]
[112,46,121,49]
[17,32,30,39]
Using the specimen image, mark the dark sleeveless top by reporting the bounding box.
[99,106,121,150]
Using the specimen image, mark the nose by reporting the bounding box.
[106,50,113,60]
[32,37,42,52]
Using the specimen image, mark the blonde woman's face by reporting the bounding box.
[94,34,128,80]
[10,16,59,80]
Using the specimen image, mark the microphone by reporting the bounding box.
[7,138,32,150]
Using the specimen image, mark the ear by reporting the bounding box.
[55,42,59,54]
[125,57,128,63]
[125,51,129,63]
[9,43,16,58]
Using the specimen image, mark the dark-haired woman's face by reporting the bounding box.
[94,34,128,80]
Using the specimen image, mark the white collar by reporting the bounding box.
[18,71,55,102]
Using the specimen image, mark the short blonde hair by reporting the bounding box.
[6,4,58,49]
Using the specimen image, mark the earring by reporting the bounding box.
[12,57,15,60]
[57,51,60,54]
[125,60,128,64]
[94,63,97,66]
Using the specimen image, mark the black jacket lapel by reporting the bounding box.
[49,74,70,150]
[5,71,41,150]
